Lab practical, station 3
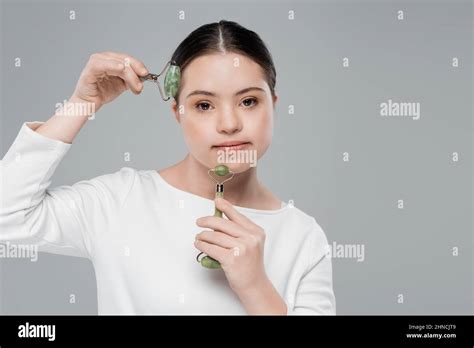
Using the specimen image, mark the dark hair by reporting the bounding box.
[170,20,276,104]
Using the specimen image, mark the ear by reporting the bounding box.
[171,99,181,124]
[272,93,279,109]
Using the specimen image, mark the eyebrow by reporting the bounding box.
[186,87,265,99]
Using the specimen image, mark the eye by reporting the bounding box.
[241,97,258,108]
[195,101,214,112]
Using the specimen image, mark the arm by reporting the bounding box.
[1,120,91,257]
[233,275,288,315]
[35,95,92,144]
[236,222,336,315]
[0,51,148,257]
[0,121,135,258]
[285,220,336,315]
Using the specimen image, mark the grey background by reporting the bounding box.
[0,0,472,314]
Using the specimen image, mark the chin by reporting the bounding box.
[215,162,257,174]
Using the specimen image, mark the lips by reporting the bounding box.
[213,141,250,150]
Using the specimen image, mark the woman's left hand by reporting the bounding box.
[195,197,268,294]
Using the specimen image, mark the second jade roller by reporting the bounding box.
[196,164,234,269]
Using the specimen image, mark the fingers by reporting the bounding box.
[196,216,243,238]
[194,239,229,264]
[87,53,143,94]
[196,198,266,238]
[214,197,260,232]
[120,63,143,94]
[196,230,239,249]
[101,51,149,77]
[101,52,148,94]
[87,55,125,77]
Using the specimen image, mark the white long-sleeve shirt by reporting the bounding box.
[0,121,336,315]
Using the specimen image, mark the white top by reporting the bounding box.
[0,121,336,315]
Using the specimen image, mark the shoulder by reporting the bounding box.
[89,166,137,188]
[73,167,139,206]
[285,204,325,236]
[285,205,330,261]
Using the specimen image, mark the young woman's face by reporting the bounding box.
[172,52,278,174]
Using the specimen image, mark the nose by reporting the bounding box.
[216,107,242,135]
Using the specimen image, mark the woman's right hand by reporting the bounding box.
[70,51,149,112]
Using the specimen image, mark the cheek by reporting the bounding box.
[248,109,273,142]
[181,116,213,151]
[247,110,273,160]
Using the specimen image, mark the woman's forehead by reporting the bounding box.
[180,53,268,96]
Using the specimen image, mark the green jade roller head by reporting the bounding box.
[140,60,181,101]
[196,164,235,269]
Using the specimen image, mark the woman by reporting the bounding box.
[0,20,336,315]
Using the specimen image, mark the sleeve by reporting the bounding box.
[285,218,336,315]
[0,121,134,259]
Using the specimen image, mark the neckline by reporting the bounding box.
[150,170,289,215]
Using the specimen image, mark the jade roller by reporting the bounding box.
[196,164,235,269]
[140,60,180,101]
